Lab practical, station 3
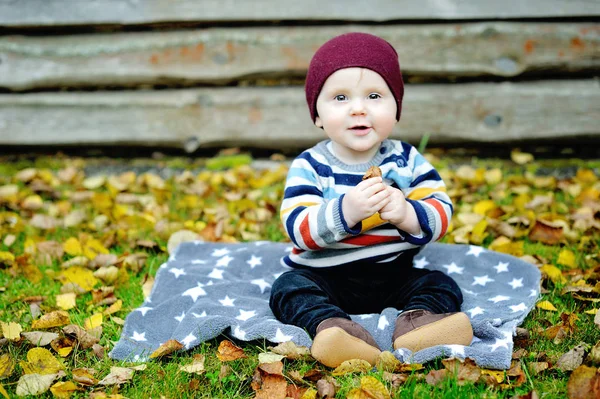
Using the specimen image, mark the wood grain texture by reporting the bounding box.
[1,80,598,151]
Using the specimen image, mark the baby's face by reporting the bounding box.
[315,67,397,163]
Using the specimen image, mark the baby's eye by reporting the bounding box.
[368,93,381,100]
[334,94,347,101]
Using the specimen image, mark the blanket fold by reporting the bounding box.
[110,242,540,370]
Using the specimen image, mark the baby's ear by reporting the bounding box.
[315,116,323,128]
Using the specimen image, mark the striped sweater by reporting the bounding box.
[280,139,453,268]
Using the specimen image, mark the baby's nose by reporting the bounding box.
[349,99,366,114]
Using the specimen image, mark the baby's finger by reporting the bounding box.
[365,183,387,198]
[369,188,390,204]
[357,177,383,191]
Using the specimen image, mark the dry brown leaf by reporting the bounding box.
[331,359,372,376]
[528,220,564,245]
[150,339,184,359]
[89,254,119,269]
[30,214,59,229]
[62,324,100,349]
[425,369,449,386]
[179,354,206,375]
[21,331,58,347]
[92,343,105,359]
[316,379,336,398]
[557,344,587,371]
[528,362,549,376]
[254,374,287,399]
[258,353,285,364]
[98,367,135,386]
[72,367,99,385]
[442,357,481,385]
[217,340,247,362]
[93,266,119,284]
[167,230,202,254]
[259,361,284,377]
[31,310,70,329]
[16,373,59,396]
[120,253,148,273]
[50,336,75,358]
[567,365,600,399]
[268,341,311,360]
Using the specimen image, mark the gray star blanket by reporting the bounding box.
[110,242,541,370]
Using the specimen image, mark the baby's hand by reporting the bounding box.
[342,177,390,228]
[379,186,409,226]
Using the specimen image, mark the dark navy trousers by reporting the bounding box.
[269,254,463,337]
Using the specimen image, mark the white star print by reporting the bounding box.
[181,333,197,348]
[359,314,374,319]
[212,248,230,257]
[488,295,510,303]
[207,280,214,286]
[219,295,236,307]
[216,255,234,267]
[192,311,207,318]
[191,259,206,264]
[131,331,147,342]
[508,278,523,289]
[272,328,293,343]
[473,275,494,286]
[466,246,485,257]
[467,307,485,317]
[443,262,464,275]
[236,309,257,321]
[413,257,429,269]
[490,335,512,352]
[462,289,478,296]
[529,289,538,297]
[493,262,509,273]
[168,267,186,278]
[255,241,269,246]
[159,263,167,269]
[445,345,466,357]
[273,272,284,279]
[136,306,153,316]
[232,326,247,340]
[182,283,206,302]
[175,311,186,322]
[510,302,528,313]
[246,255,262,269]
[251,279,271,294]
[208,268,224,279]
[168,254,177,262]
[378,315,389,330]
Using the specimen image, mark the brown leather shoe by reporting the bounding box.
[393,310,473,352]
[310,318,381,368]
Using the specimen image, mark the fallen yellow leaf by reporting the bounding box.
[536,300,558,312]
[0,353,14,379]
[63,237,82,256]
[84,313,103,331]
[56,293,77,310]
[83,238,109,260]
[50,381,83,399]
[0,321,22,341]
[557,249,577,269]
[332,359,372,376]
[359,375,391,399]
[539,264,567,284]
[150,339,184,359]
[473,200,496,216]
[103,299,122,316]
[0,252,15,266]
[31,311,70,329]
[20,348,64,375]
[59,267,98,292]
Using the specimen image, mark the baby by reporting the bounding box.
[269,32,473,367]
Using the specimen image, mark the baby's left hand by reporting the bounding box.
[379,186,409,226]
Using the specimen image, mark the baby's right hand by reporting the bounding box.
[342,177,390,228]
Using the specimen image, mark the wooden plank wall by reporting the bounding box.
[0,1,599,151]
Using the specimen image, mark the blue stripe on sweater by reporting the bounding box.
[284,185,322,198]
[410,169,442,187]
[285,206,305,247]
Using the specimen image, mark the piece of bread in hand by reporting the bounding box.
[362,166,382,180]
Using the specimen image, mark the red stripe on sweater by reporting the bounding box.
[342,234,399,246]
[299,215,321,250]
[424,198,448,237]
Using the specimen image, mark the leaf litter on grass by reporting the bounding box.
[0,150,598,397]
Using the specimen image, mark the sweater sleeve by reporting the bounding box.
[279,157,360,251]
[399,145,453,245]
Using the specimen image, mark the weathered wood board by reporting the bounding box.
[0,80,597,151]
[2,0,600,27]
[1,23,598,90]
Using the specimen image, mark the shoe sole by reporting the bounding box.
[393,312,473,353]
[310,327,381,368]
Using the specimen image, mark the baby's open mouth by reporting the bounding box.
[350,126,371,131]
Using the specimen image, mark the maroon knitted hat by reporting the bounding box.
[305,32,404,123]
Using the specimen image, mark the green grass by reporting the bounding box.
[0,152,598,398]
